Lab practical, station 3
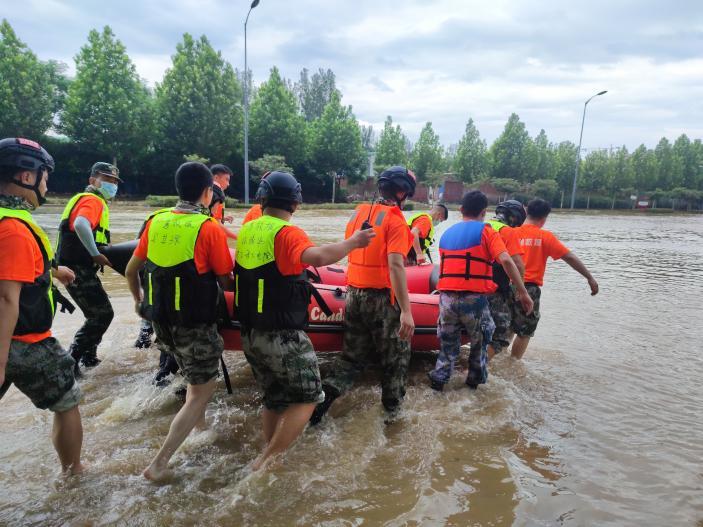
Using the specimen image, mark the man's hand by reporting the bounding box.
[588,277,599,296]
[348,228,376,249]
[53,266,75,286]
[223,215,234,224]
[398,310,415,341]
[92,254,112,268]
[516,288,534,315]
[417,255,428,265]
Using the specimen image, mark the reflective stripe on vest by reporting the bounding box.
[0,208,55,334]
[235,215,290,311]
[408,212,435,253]
[58,192,110,245]
[437,220,495,293]
[233,215,311,330]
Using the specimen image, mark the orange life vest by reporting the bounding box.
[345,202,407,290]
[437,220,496,293]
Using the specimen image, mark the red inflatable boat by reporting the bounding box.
[307,262,439,294]
[220,284,446,352]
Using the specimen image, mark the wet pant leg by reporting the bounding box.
[65,265,114,357]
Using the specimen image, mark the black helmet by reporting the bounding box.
[255,171,302,204]
[0,137,54,174]
[378,165,416,199]
[495,199,526,227]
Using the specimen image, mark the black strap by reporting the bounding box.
[439,253,491,280]
[220,356,233,394]
[309,285,333,316]
[53,286,76,314]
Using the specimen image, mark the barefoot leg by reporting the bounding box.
[262,407,281,444]
[143,380,216,482]
[252,402,315,471]
[52,406,84,475]
[510,335,531,360]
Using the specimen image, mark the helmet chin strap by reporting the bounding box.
[11,173,45,206]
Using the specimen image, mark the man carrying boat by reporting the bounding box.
[55,162,121,375]
[0,138,85,475]
[485,200,527,359]
[510,198,599,359]
[234,171,374,470]
[125,162,235,482]
[406,203,449,265]
[428,191,533,391]
[311,166,416,424]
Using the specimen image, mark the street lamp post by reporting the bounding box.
[243,0,260,206]
[570,90,607,209]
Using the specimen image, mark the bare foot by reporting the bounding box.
[64,462,86,476]
[143,463,175,483]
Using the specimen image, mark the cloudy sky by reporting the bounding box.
[5,0,703,150]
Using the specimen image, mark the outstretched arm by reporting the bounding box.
[301,229,375,267]
[388,253,415,341]
[561,252,599,295]
[410,228,425,262]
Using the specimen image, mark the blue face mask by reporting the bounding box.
[98,181,118,199]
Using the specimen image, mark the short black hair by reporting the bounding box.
[210,164,232,177]
[460,190,488,217]
[434,203,449,220]
[526,198,552,220]
[175,162,213,202]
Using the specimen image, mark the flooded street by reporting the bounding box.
[1,205,702,526]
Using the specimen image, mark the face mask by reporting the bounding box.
[98,182,118,199]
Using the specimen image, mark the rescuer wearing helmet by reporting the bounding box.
[427,191,534,391]
[125,162,235,482]
[485,200,527,359]
[56,161,122,374]
[311,166,416,425]
[406,203,449,265]
[0,137,85,475]
[235,171,374,470]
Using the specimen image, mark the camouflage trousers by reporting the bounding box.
[488,290,514,354]
[65,265,114,360]
[510,284,541,337]
[152,322,223,386]
[1,337,82,412]
[428,292,495,387]
[242,328,324,411]
[323,287,411,412]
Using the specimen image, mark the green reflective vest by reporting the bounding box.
[0,207,55,335]
[140,210,220,326]
[56,191,110,266]
[234,215,312,331]
[408,212,435,259]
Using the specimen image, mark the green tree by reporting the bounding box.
[533,129,556,182]
[250,154,292,180]
[249,67,307,167]
[654,137,680,190]
[0,19,58,138]
[531,179,559,201]
[375,116,409,168]
[410,122,443,182]
[155,33,242,170]
[360,125,376,154]
[630,144,658,193]
[672,134,698,189]
[453,118,489,183]
[605,146,633,208]
[295,68,339,122]
[580,149,609,208]
[553,141,578,192]
[490,113,537,182]
[61,26,152,169]
[309,91,364,181]
[492,178,521,200]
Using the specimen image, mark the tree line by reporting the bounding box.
[1,19,701,208]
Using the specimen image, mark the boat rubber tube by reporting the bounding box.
[307,263,439,295]
[99,239,138,277]
[221,284,465,352]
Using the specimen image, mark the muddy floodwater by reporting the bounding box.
[1,205,702,526]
